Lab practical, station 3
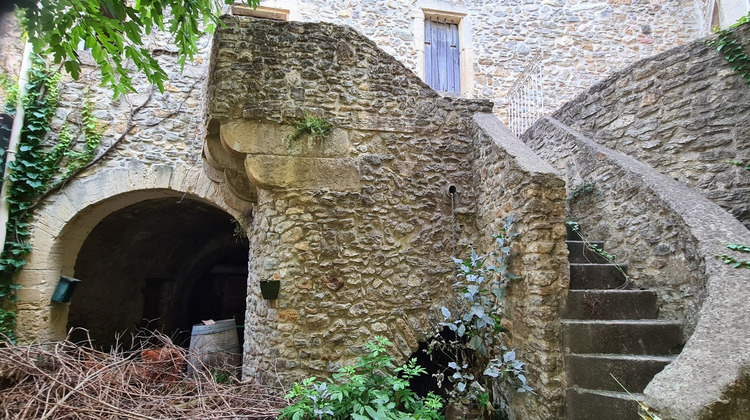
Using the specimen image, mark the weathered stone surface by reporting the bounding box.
[224,168,257,202]
[208,17,567,420]
[244,155,360,191]
[0,4,716,419]
[204,134,244,172]
[221,121,351,158]
[524,117,750,420]
[553,24,750,229]
[226,1,703,123]
[471,113,568,419]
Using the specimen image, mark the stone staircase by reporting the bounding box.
[562,226,684,420]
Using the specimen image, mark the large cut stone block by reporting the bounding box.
[245,155,360,191]
[225,168,258,202]
[222,121,350,158]
[205,133,245,171]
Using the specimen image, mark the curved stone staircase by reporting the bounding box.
[562,225,684,420]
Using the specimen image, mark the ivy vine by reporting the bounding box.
[708,12,750,85]
[717,243,750,269]
[0,57,102,341]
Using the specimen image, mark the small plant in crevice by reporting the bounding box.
[728,160,750,171]
[279,336,443,420]
[426,215,532,419]
[230,210,252,244]
[567,221,629,288]
[0,70,19,111]
[286,111,333,144]
[566,183,600,207]
[231,218,248,243]
[717,243,750,269]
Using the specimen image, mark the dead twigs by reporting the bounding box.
[0,331,285,419]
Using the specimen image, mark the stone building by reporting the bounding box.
[0,1,749,419]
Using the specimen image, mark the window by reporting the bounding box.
[709,0,750,31]
[711,1,720,30]
[415,8,473,96]
[424,18,460,93]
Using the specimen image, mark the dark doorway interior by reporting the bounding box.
[66,197,248,350]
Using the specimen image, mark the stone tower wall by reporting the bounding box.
[208,17,568,419]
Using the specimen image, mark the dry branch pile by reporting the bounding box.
[0,333,286,419]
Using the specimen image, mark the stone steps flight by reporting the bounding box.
[563,225,684,420]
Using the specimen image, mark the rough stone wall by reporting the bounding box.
[524,117,706,335]
[208,16,490,380]
[524,116,750,420]
[553,23,750,228]
[208,17,568,419]
[471,114,568,420]
[257,0,701,121]
[0,12,210,170]
[0,12,257,342]
[694,0,712,32]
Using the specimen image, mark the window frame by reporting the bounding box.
[415,8,473,96]
[709,0,750,31]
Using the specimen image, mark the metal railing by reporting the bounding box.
[507,53,544,136]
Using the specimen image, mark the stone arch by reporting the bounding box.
[14,161,253,343]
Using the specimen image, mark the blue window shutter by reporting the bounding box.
[425,20,460,93]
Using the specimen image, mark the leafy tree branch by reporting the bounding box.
[12,0,259,98]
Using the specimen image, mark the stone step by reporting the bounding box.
[566,388,643,420]
[566,223,584,242]
[566,241,610,264]
[562,320,683,355]
[569,263,629,290]
[565,353,675,393]
[563,289,658,320]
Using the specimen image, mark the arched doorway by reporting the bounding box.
[66,196,249,350]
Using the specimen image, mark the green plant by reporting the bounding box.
[708,12,750,85]
[427,215,532,418]
[287,112,333,144]
[0,70,19,112]
[0,57,102,342]
[566,183,600,207]
[717,243,750,269]
[231,217,249,243]
[212,369,230,384]
[610,374,662,420]
[567,221,629,287]
[728,160,750,171]
[16,0,261,98]
[280,336,444,420]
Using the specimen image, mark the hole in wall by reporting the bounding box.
[408,327,457,399]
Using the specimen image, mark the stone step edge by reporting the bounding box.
[566,353,677,363]
[565,240,604,246]
[562,319,682,326]
[569,262,628,268]
[567,289,656,294]
[567,387,646,402]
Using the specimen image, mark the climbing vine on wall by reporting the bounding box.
[708,12,750,85]
[0,57,102,341]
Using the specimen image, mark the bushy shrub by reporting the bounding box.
[280,336,444,420]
